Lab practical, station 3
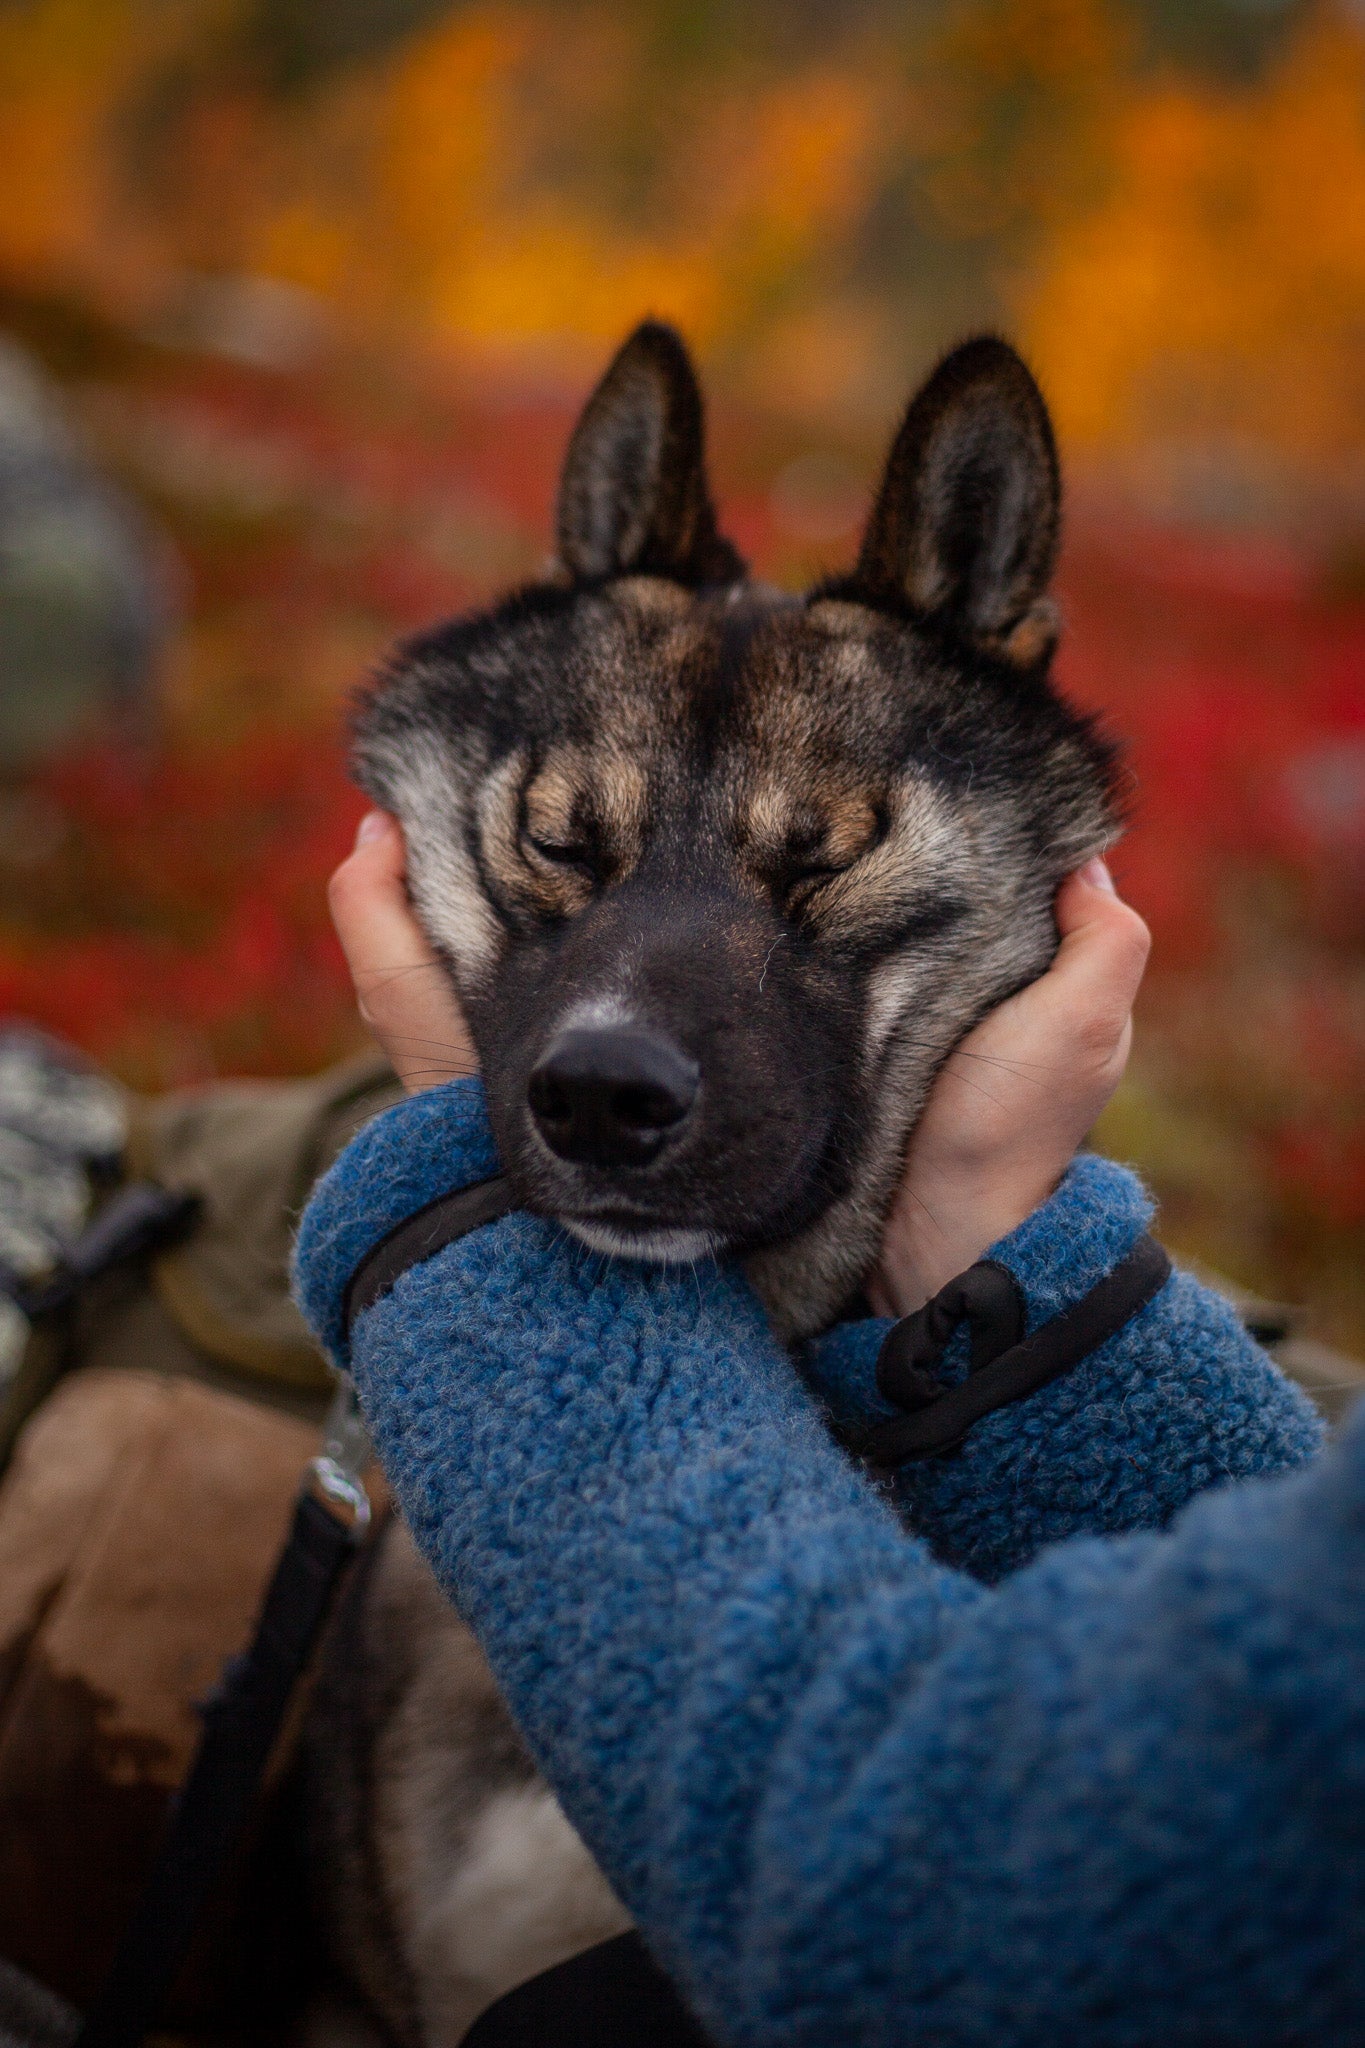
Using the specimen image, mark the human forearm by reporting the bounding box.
[294,1095,976,1947]
[295,1094,1361,2045]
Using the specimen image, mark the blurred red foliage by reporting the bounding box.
[1058,515,1365,1331]
[1,348,1361,1342]
[1,735,365,1079]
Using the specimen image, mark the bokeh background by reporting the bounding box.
[1,0,1362,1348]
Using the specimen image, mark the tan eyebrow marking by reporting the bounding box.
[524,750,648,859]
[523,760,580,846]
[742,777,880,875]
[589,754,649,861]
[745,779,797,859]
[821,793,880,867]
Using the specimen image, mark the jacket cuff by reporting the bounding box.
[292,1075,501,1368]
[801,1152,1153,1426]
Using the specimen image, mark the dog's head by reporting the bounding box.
[355,323,1119,1335]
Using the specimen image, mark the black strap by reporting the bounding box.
[343,1173,516,1334]
[73,1487,364,2048]
[837,1232,1172,1467]
[875,1258,1026,1412]
[463,1932,710,2048]
[1,1182,200,1320]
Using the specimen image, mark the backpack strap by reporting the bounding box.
[1,1183,200,1321]
[72,1382,372,2048]
[74,1173,518,2048]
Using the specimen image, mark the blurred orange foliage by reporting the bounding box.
[2,0,1360,451]
[1027,9,1365,472]
[256,15,887,373]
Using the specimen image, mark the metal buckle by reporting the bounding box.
[309,1375,373,1538]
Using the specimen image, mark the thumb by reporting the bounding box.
[328,811,477,1090]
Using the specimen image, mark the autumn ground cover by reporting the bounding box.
[0,312,1360,1353]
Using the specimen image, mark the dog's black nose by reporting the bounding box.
[529,1026,699,1168]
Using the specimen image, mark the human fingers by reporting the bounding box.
[905,859,1146,1170]
[1037,857,1151,1081]
[867,859,1148,1314]
[328,811,477,1092]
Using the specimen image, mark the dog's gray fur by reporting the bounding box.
[303,324,1121,2043]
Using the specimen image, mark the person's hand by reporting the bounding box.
[328,810,477,1091]
[865,859,1151,1320]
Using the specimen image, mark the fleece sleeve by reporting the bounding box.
[801,1152,1324,1580]
[294,1082,1362,2048]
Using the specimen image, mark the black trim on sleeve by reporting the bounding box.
[836,1231,1173,1467]
[343,1174,516,1334]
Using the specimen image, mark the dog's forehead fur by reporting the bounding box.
[372,574,1106,898]
[354,325,1121,1337]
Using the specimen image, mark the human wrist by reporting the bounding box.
[869,1154,1067,1319]
[806,1154,1157,1438]
[982,1152,1155,1328]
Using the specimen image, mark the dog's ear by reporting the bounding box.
[852,337,1060,668]
[555,321,745,586]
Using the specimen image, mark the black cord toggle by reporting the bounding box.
[837,1232,1172,1468]
[875,1260,1026,1414]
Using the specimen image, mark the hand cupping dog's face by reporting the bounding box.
[341,325,1127,1337]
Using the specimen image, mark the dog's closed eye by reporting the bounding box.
[779,851,854,910]
[519,761,611,894]
[768,799,886,913]
[525,832,595,869]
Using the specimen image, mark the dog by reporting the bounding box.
[303,322,1121,2045]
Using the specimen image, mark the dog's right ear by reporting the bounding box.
[848,337,1061,669]
[555,322,744,587]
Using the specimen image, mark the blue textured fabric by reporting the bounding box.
[294,1073,499,1364]
[801,1153,1321,1581]
[294,1079,1358,2047]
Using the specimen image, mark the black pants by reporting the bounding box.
[463,1934,709,2048]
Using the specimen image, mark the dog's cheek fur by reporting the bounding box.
[355,716,508,1001]
[745,755,1100,1340]
[746,888,1060,1341]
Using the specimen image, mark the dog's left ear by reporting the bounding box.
[556,321,745,586]
[851,337,1060,668]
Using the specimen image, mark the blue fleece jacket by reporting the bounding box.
[294,1078,1361,2047]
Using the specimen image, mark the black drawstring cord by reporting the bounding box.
[835,1233,1172,1467]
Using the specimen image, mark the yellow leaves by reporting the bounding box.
[370,12,527,300]
[356,7,724,349]
[699,71,880,250]
[938,0,1130,92]
[0,0,132,281]
[921,0,1131,236]
[243,15,882,366]
[0,0,238,299]
[1,0,1363,461]
[428,208,723,352]
[1024,7,1365,460]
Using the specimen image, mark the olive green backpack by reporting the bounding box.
[0,1033,401,2029]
